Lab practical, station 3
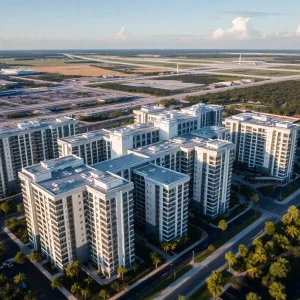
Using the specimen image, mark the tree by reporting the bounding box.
[208,244,216,252]
[150,251,162,269]
[14,251,26,264]
[178,296,185,300]
[183,235,189,247]
[81,288,90,300]
[71,283,81,297]
[246,292,262,300]
[269,282,286,300]
[117,265,127,280]
[29,251,43,262]
[66,261,80,280]
[206,271,223,300]
[225,251,236,270]
[238,244,248,258]
[265,221,276,236]
[282,205,299,225]
[14,272,26,285]
[252,194,260,216]
[84,277,93,287]
[0,273,7,284]
[273,234,290,250]
[0,201,10,216]
[0,282,19,300]
[24,290,37,300]
[269,258,290,279]
[51,277,62,289]
[285,225,299,239]
[252,238,263,248]
[252,246,267,265]
[218,219,228,231]
[0,242,5,258]
[110,280,122,293]
[161,242,170,253]
[17,204,24,212]
[99,289,109,300]
[247,265,262,278]
[132,263,139,272]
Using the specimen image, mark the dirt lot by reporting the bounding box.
[33,65,135,77]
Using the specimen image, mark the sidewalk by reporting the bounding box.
[109,233,208,300]
[81,264,116,285]
[153,214,268,300]
[4,227,76,300]
[275,188,300,205]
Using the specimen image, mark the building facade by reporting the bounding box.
[19,156,135,277]
[225,113,298,181]
[0,117,78,197]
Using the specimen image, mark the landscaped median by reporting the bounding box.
[143,264,193,300]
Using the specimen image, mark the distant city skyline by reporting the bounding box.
[1,0,300,49]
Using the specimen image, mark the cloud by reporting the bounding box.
[297,26,300,37]
[113,26,128,41]
[212,17,260,40]
[263,25,300,39]
[225,11,283,18]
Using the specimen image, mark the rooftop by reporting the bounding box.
[191,126,229,138]
[58,130,107,145]
[134,163,189,186]
[105,123,157,136]
[0,117,77,138]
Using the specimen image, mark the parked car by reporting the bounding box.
[2,258,15,267]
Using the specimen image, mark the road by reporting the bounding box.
[0,230,65,299]
[162,192,300,300]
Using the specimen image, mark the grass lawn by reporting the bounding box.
[0,199,18,217]
[212,68,299,77]
[188,270,232,300]
[143,264,193,300]
[211,204,248,225]
[270,65,300,70]
[0,58,73,67]
[43,261,59,276]
[6,216,29,244]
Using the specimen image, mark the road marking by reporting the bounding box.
[162,273,167,277]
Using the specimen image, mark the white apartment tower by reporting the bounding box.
[0,117,78,197]
[225,113,298,182]
[134,164,190,242]
[19,156,135,277]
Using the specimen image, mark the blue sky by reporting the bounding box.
[1,0,300,49]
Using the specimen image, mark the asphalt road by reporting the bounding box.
[0,230,65,300]
[118,209,255,300]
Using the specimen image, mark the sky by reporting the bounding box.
[1,0,300,50]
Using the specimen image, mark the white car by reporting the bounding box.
[2,258,15,267]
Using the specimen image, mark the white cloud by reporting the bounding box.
[113,26,128,41]
[212,17,259,40]
[263,25,300,39]
[296,26,300,37]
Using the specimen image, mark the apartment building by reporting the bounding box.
[225,113,298,181]
[19,156,135,277]
[0,117,78,197]
[58,130,111,165]
[134,164,190,242]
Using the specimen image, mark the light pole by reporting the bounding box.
[170,263,173,277]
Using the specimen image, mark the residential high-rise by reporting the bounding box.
[0,117,78,197]
[19,156,135,277]
[225,113,298,182]
[133,164,190,242]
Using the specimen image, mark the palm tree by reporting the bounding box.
[81,288,90,300]
[0,201,10,216]
[252,194,260,215]
[24,290,37,300]
[285,225,299,239]
[14,273,26,285]
[183,235,189,247]
[265,221,276,236]
[252,246,267,264]
[99,289,109,300]
[117,265,127,280]
[161,242,170,253]
[66,261,80,280]
[170,240,177,252]
[0,242,6,258]
[246,292,262,300]
[17,204,24,212]
[71,283,81,297]
[273,234,290,250]
[51,277,62,289]
[218,219,228,231]
[225,251,236,270]
[247,265,262,278]
[132,263,139,272]
[269,282,286,300]
[0,273,7,284]
[84,276,93,287]
[206,271,224,300]
[282,205,299,225]
[208,244,216,252]
[252,238,263,248]
[14,251,26,264]
[238,244,248,258]
[269,258,290,279]
[150,251,161,269]
[178,296,185,300]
